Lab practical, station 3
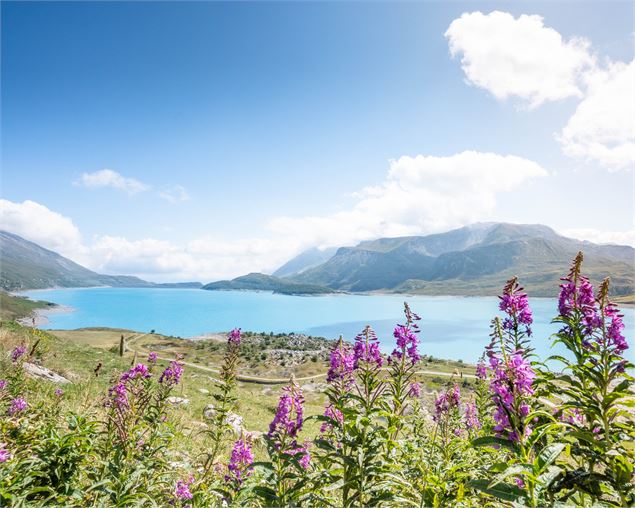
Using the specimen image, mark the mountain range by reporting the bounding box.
[0,231,202,291]
[279,223,634,296]
[1,223,633,298]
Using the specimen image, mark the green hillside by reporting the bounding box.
[202,272,336,295]
[287,223,634,296]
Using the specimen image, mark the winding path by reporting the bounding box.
[125,333,476,385]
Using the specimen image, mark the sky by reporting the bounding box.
[1,1,634,282]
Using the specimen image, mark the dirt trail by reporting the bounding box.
[125,333,476,385]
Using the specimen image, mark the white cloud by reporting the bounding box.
[0,199,86,259]
[0,153,548,282]
[158,185,190,204]
[561,228,635,247]
[445,11,595,108]
[558,60,635,170]
[75,169,149,195]
[268,151,548,248]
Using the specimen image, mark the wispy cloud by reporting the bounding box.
[74,169,149,195]
[158,185,190,204]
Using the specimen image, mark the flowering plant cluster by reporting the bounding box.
[0,252,632,507]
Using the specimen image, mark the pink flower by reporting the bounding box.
[120,363,151,382]
[174,476,194,500]
[268,382,304,439]
[320,404,343,433]
[11,345,27,363]
[228,328,242,345]
[147,351,158,364]
[226,437,254,485]
[0,443,11,463]
[8,397,27,415]
[54,388,64,397]
[159,360,184,386]
[408,381,421,398]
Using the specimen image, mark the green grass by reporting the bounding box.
[1,321,477,462]
[0,292,53,321]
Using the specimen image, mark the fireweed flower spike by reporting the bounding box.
[160,359,184,386]
[326,337,355,386]
[8,397,28,415]
[226,436,254,486]
[268,379,304,439]
[353,326,383,369]
[0,443,11,463]
[174,476,194,501]
[11,345,27,363]
[228,328,242,346]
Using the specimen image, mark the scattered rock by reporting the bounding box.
[23,363,71,384]
[203,404,243,434]
[243,429,264,442]
[167,396,190,406]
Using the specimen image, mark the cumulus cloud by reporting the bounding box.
[558,60,635,170]
[268,151,548,248]
[0,199,86,260]
[561,228,635,247]
[445,11,595,108]
[158,185,191,204]
[75,169,149,195]
[0,153,548,281]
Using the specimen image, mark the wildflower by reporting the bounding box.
[54,388,64,397]
[489,350,535,442]
[476,361,487,380]
[408,381,421,398]
[320,404,343,433]
[434,384,460,421]
[353,326,383,369]
[228,328,241,345]
[0,443,11,463]
[558,253,600,335]
[147,351,158,364]
[391,324,421,364]
[174,476,194,500]
[11,345,27,363]
[268,381,304,439]
[515,477,525,488]
[0,379,7,390]
[326,340,355,385]
[290,444,311,469]
[604,301,628,354]
[499,278,533,335]
[8,397,27,415]
[120,363,151,382]
[226,437,254,485]
[464,401,481,430]
[107,382,128,409]
[160,360,184,386]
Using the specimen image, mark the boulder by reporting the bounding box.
[167,396,190,406]
[23,363,71,384]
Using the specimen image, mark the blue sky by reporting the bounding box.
[1,1,634,281]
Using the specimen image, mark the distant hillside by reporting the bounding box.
[273,247,338,278]
[0,231,201,291]
[285,223,634,297]
[202,273,335,295]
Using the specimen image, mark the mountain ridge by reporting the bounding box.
[282,223,634,296]
[0,231,202,291]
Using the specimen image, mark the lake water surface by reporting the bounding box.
[23,288,634,363]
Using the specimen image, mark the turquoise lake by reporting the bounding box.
[23,288,634,363]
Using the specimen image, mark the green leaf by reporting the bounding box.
[472,436,519,452]
[536,443,566,473]
[469,479,527,502]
